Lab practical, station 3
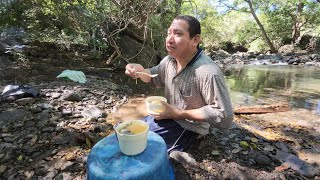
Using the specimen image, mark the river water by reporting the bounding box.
[114,65,320,113]
[225,64,320,112]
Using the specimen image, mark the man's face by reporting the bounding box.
[166,19,196,59]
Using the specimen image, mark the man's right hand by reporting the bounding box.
[125,63,152,83]
[125,63,144,79]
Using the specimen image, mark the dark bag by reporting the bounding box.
[0,84,39,102]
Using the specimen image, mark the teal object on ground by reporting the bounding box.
[56,69,86,83]
[87,131,175,180]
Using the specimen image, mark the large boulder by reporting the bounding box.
[116,35,158,69]
[221,41,248,53]
[278,45,294,55]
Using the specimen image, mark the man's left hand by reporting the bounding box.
[149,101,181,120]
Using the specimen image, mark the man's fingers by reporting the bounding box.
[149,112,160,116]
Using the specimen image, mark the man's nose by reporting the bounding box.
[166,34,174,42]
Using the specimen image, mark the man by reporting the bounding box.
[125,15,233,164]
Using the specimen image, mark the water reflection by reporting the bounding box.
[225,65,320,111]
[113,65,320,112]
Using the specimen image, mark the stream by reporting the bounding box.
[113,64,320,113]
[226,64,320,112]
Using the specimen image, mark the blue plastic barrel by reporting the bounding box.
[87,131,175,180]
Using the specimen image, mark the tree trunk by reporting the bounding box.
[291,1,304,44]
[246,0,277,53]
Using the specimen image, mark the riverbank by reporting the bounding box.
[1,75,319,179]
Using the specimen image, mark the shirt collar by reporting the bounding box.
[186,48,202,67]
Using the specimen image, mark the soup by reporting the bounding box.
[119,121,148,135]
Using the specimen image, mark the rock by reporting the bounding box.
[0,56,13,69]
[35,167,47,176]
[278,45,294,54]
[44,168,58,179]
[0,165,7,174]
[275,142,290,153]
[24,170,34,179]
[169,151,199,169]
[15,97,36,105]
[288,59,299,64]
[63,92,82,102]
[231,148,241,154]
[82,106,106,120]
[61,109,73,116]
[254,154,271,166]
[0,41,8,53]
[285,154,318,178]
[211,150,220,156]
[41,127,54,132]
[0,109,32,126]
[55,172,72,180]
[50,92,61,99]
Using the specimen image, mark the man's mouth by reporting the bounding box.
[167,45,175,50]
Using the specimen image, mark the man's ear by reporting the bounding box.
[192,34,201,47]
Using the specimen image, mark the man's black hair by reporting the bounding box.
[174,15,201,38]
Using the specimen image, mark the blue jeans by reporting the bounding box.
[143,116,199,153]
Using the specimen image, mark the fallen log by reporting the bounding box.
[234,103,290,114]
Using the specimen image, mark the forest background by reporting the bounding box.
[0,0,320,67]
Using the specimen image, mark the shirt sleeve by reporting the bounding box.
[199,73,234,130]
[149,56,170,88]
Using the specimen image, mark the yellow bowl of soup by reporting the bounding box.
[145,96,167,114]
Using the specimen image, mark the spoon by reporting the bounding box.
[136,71,159,78]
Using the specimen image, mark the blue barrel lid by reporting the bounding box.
[87,131,174,180]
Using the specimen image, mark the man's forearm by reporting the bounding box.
[176,108,206,122]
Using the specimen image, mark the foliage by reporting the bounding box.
[1,0,320,58]
[262,0,320,46]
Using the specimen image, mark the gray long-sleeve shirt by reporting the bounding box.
[149,50,234,135]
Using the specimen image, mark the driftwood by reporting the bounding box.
[234,103,290,114]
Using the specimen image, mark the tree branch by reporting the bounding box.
[217,0,251,13]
